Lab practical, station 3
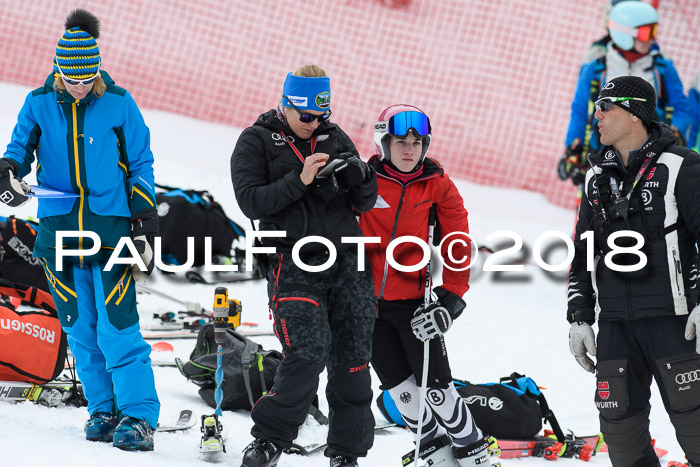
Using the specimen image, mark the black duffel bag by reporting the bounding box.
[177,324,282,411]
[376,372,565,440]
[155,186,244,267]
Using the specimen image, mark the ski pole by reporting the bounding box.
[414,206,437,465]
[136,282,204,313]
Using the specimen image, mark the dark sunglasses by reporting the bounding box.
[388,110,431,137]
[595,96,648,112]
[283,95,332,123]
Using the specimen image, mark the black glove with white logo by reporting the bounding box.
[0,159,30,208]
[332,153,369,189]
[131,209,159,282]
[312,153,369,202]
[433,286,467,319]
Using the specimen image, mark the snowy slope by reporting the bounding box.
[0,81,685,465]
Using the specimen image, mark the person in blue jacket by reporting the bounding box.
[557,1,690,186]
[580,0,640,66]
[690,70,700,153]
[0,9,159,451]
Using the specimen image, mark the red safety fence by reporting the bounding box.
[0,0,698,208]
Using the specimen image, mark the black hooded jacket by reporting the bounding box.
[231,109,377,254]
[567,122,700,323]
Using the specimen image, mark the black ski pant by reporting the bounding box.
[596,316,700,466]
[372,298,452,390]
[250,251,377,458]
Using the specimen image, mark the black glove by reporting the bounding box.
[0,159,30,208]
[433,286,466,319]
[312,153,369,202]
[557,138,587,186]
[333,153,369,190]
[131,209,159,281]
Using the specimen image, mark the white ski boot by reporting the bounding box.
[402,435,460,466]
[452,437,499,466]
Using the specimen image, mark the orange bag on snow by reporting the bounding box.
[0,283,66,384]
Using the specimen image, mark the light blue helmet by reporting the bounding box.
[608,1,658,51]
[603,0,638,28]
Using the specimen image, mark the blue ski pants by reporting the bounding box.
[42,259,159,429]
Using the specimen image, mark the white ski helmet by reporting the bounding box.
[374,104,432,163]
[608,1,658,51]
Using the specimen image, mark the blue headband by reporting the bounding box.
[282,73,331,112]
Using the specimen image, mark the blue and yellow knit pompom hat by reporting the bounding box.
[53,9,101,80]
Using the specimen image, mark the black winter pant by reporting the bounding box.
[250,251,377,458]
[596,316,700,466]
[372,299,453,390]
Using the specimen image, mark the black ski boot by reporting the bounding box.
[330,455,359,466]
[84,412,119,442]
[240,439,282,467]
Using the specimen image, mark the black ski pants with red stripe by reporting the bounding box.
[250,251,377,458]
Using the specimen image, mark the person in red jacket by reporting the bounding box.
[360,105,491,467]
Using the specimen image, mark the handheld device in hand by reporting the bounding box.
[315,158,346,179]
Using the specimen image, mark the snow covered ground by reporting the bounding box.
[0,81,685,465]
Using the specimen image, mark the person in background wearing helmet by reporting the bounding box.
[360,105,493,467]
[558,0,690,187]
[567,76,700,467]
[690,70,700,153]
[0,9,159,450]
[581,0,641,66]
[231,65,378,467]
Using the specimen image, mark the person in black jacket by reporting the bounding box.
[231,65,378,467]
[567,76,700,467]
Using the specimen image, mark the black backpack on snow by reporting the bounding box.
[155,185,245,267]
[177,324,283,411]
[376,372,565,441]
[0,216,50,294]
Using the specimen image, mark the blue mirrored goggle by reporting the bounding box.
[388,111,431,137]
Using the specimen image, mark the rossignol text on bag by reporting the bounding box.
[0,282,66,384]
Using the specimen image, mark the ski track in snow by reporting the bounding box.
[0,81,685,465]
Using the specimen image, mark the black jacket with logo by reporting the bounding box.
[567,122,700,323]
[231,109,377,254]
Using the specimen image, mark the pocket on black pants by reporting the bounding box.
[656,353,700,412]
[595,359,629,419]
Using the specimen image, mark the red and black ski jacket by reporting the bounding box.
[360,156,470,301]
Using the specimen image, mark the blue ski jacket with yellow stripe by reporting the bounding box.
[2,71,156,259]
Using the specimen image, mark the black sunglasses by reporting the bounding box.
[595,96,648,112]
[283,95,331,123]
